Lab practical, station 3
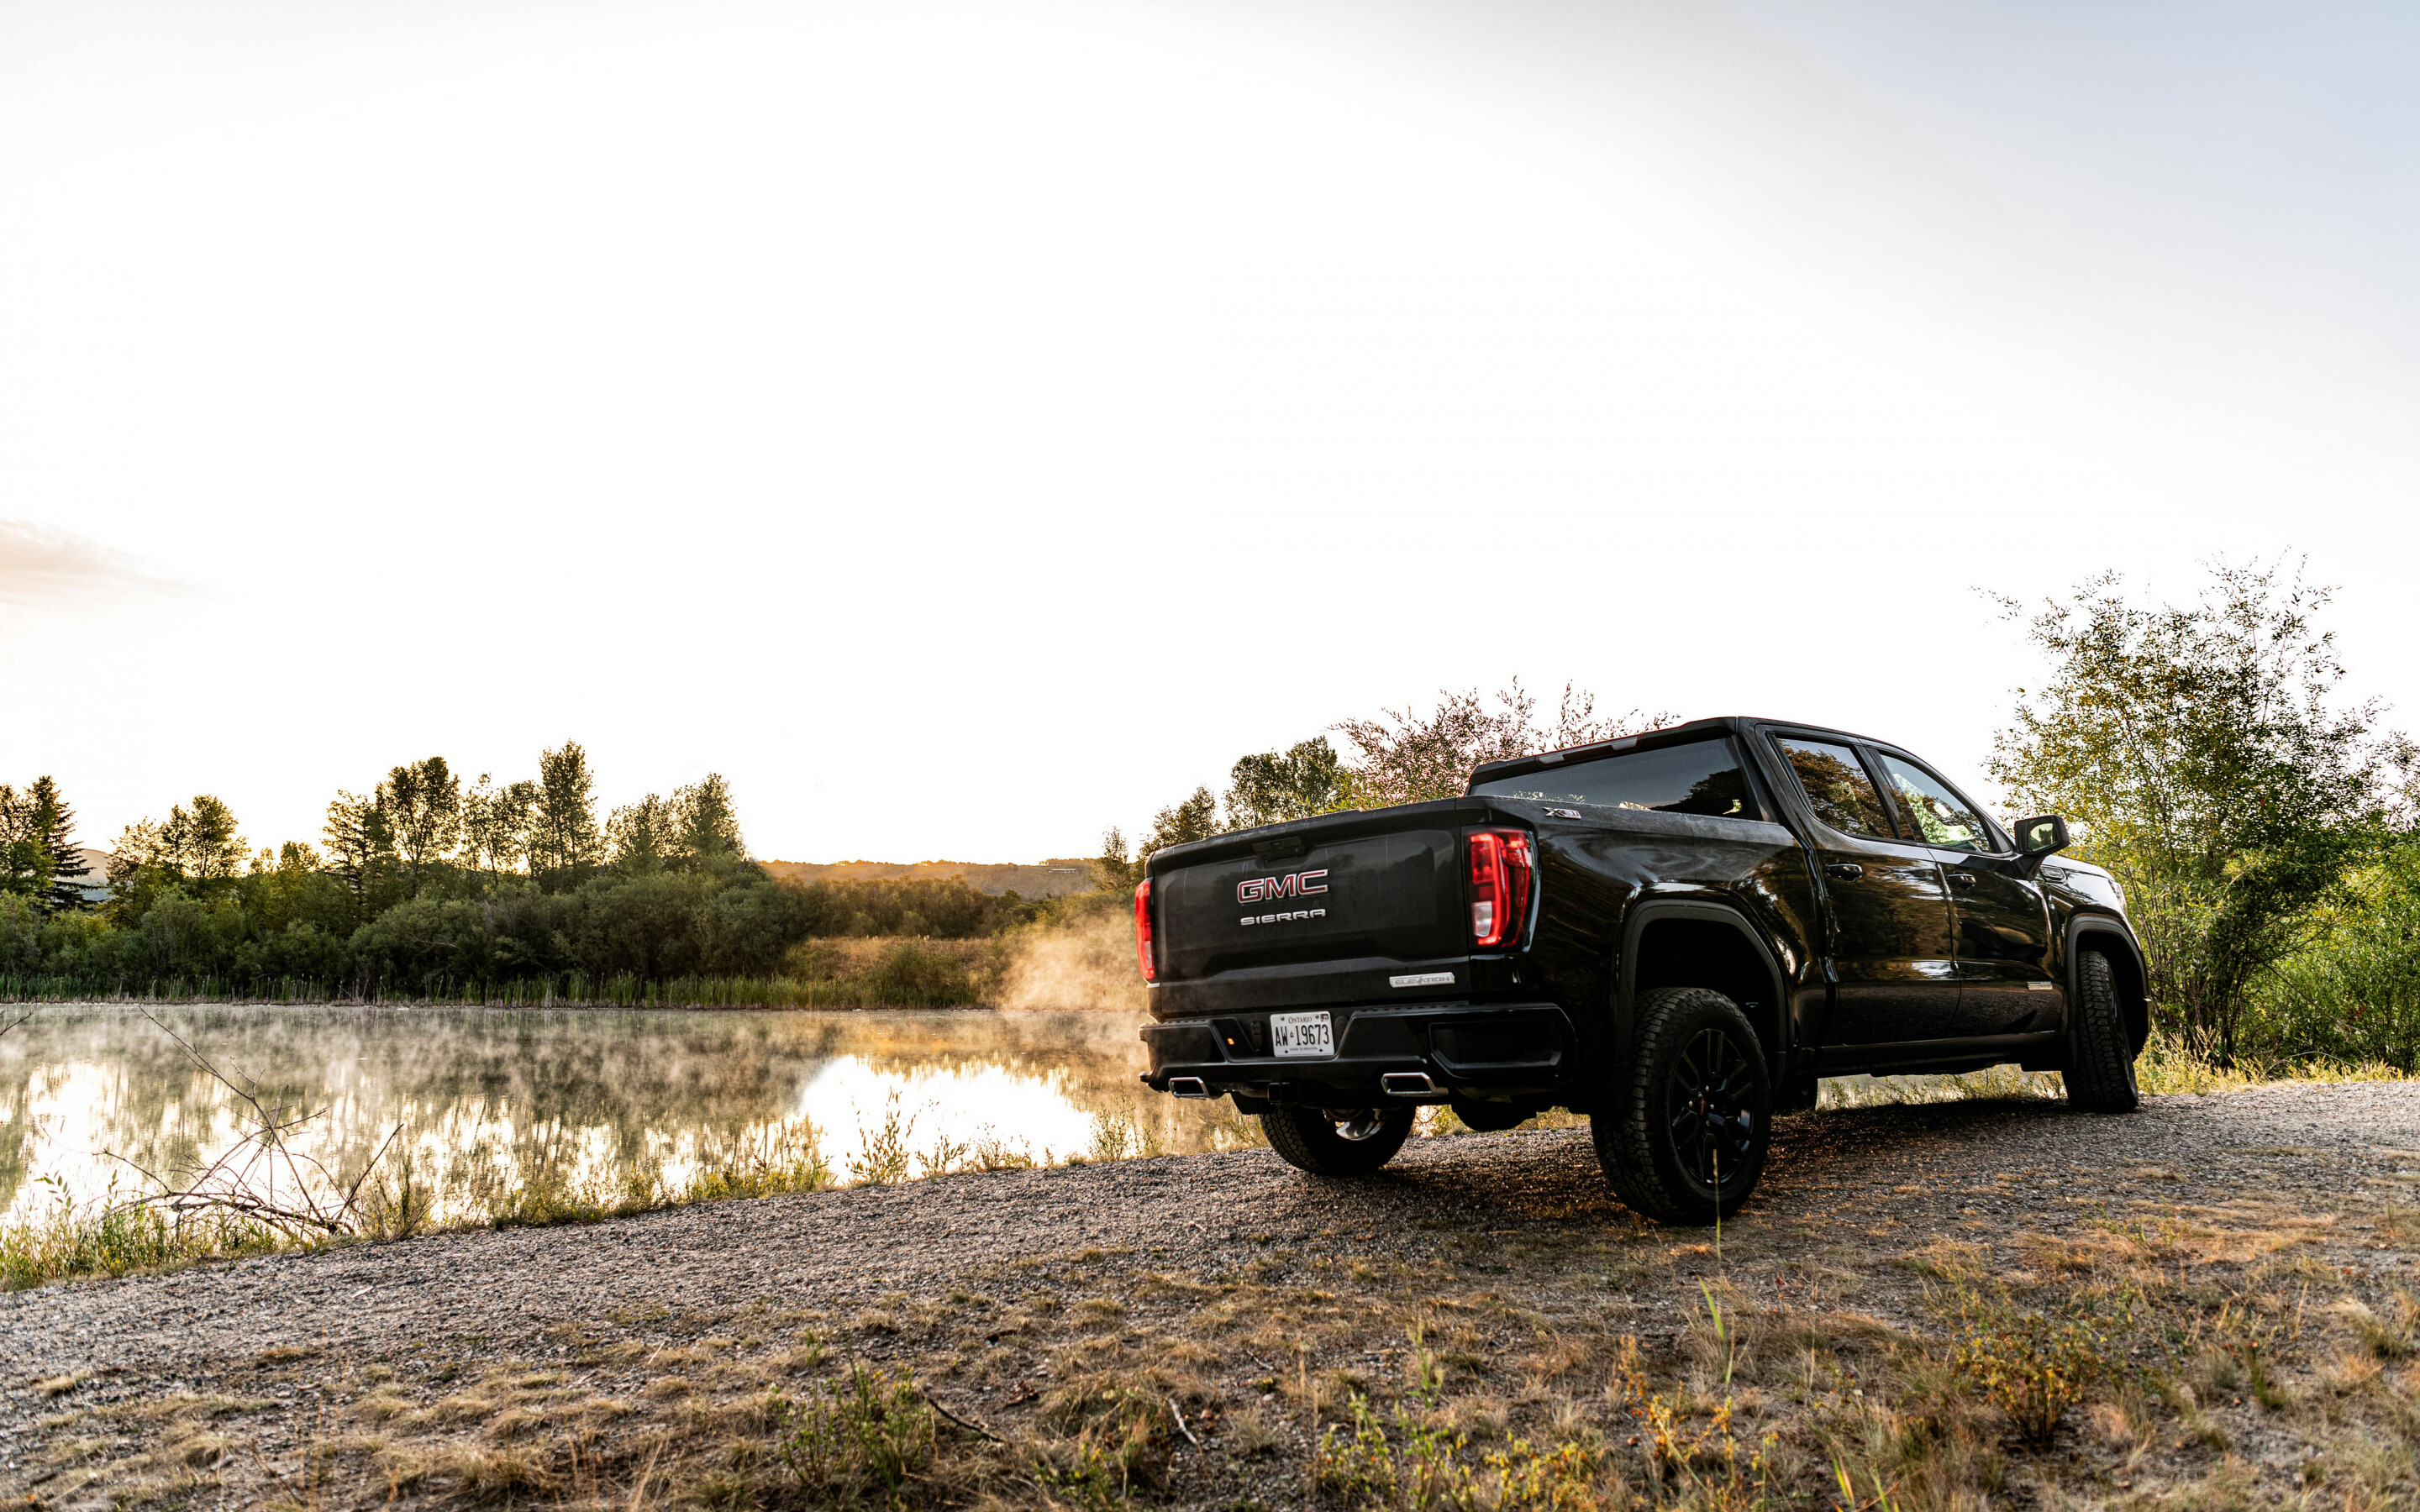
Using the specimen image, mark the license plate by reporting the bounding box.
[1270,1011,1335,1058]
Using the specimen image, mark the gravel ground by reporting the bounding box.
[5,1080,2416,1506]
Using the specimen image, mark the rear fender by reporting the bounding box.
[1619,900,1790,1083]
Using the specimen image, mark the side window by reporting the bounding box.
[1469,737,1760,819]
[1876,754,1995,853]
[1776,738,1895,838]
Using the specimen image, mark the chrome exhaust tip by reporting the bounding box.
[1166,1076,1213,1099]
[1381,1071,1439,1098]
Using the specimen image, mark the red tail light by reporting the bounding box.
[1134,879,1156,982]
[1468,828,1534,948]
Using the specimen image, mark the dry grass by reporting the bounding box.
[19,1134,2418,1509]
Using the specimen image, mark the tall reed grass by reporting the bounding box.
[0,1175,300,1290]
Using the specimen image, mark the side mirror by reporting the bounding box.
[2013,814,2069,874]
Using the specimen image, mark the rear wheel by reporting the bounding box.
[2064,950,2140,1112]
[1592,987,1772,1224]
[1261,1105,1415,1175]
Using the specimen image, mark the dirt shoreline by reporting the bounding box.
[6,1082,2415,1509]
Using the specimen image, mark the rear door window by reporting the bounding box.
[1470,737,1759,819]
[1776,738,1897,838]
[1875,753,1997,853]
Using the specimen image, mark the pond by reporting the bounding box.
[0,1005,2054,1237]
[0,1005,1267,1231]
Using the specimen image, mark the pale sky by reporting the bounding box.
[4,0,2415,864]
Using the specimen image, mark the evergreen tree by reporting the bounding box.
[323,789,395,916]
[30,776,89,914]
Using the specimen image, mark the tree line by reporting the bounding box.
[0,742,1046,999]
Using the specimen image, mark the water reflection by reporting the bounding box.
[0,1006,1261,1227]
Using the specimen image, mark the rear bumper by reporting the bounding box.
[1138,1001,1578,1105]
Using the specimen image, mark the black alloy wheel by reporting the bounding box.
[1592,986,1774,1224]
[1667,1026,1760,1192]
[1261,1104,1415,1176]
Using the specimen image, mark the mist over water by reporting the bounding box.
[995,910,1150,1015]
[0,1005,1255,1228]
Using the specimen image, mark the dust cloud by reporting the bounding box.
[994,907,1149,1013]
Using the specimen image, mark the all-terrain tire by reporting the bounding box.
[1591,987,1773,1225]
[1260,1105,1415,1176]
[2064,950,2139,1113]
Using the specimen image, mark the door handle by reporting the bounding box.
[1948,871,1976,890]
[1824,864,1864,880]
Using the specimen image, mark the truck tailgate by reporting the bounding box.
[1147,801,1474,1015]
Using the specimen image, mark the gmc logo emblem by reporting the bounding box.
[1238,869,1328,905]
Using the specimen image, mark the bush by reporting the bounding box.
[865,938,986,1007]
[0,891,39,974]
[776,1365,936,1504]
[786,876,1036,939]
[2252,842,2420,1071]
[559,871,721,980]
[1944,1282,2120,1443]
[35,910,122,981]
[237,921,353,989]
[349,895,534,995]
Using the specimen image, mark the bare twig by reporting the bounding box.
[88,1011,409,1241]
[1168,1395,1203,1449]
[920,1385,1006,1443]
[340,1121,410,1220]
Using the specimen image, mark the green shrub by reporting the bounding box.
[865,938,979,1005]
[776,1364,937,1506]
[2251,843,2420,1071]
[1944,1282,2121,1443]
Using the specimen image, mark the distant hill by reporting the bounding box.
[759,858,1099,898]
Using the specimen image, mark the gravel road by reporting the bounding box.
[5,1081,2416,1505]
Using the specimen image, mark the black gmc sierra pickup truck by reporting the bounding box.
[1134,717,2147,1224]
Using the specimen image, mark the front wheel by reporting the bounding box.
[1261,1105,1415,1176]
[1592,987,1773,1224]
[2064,950,2140,1112]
